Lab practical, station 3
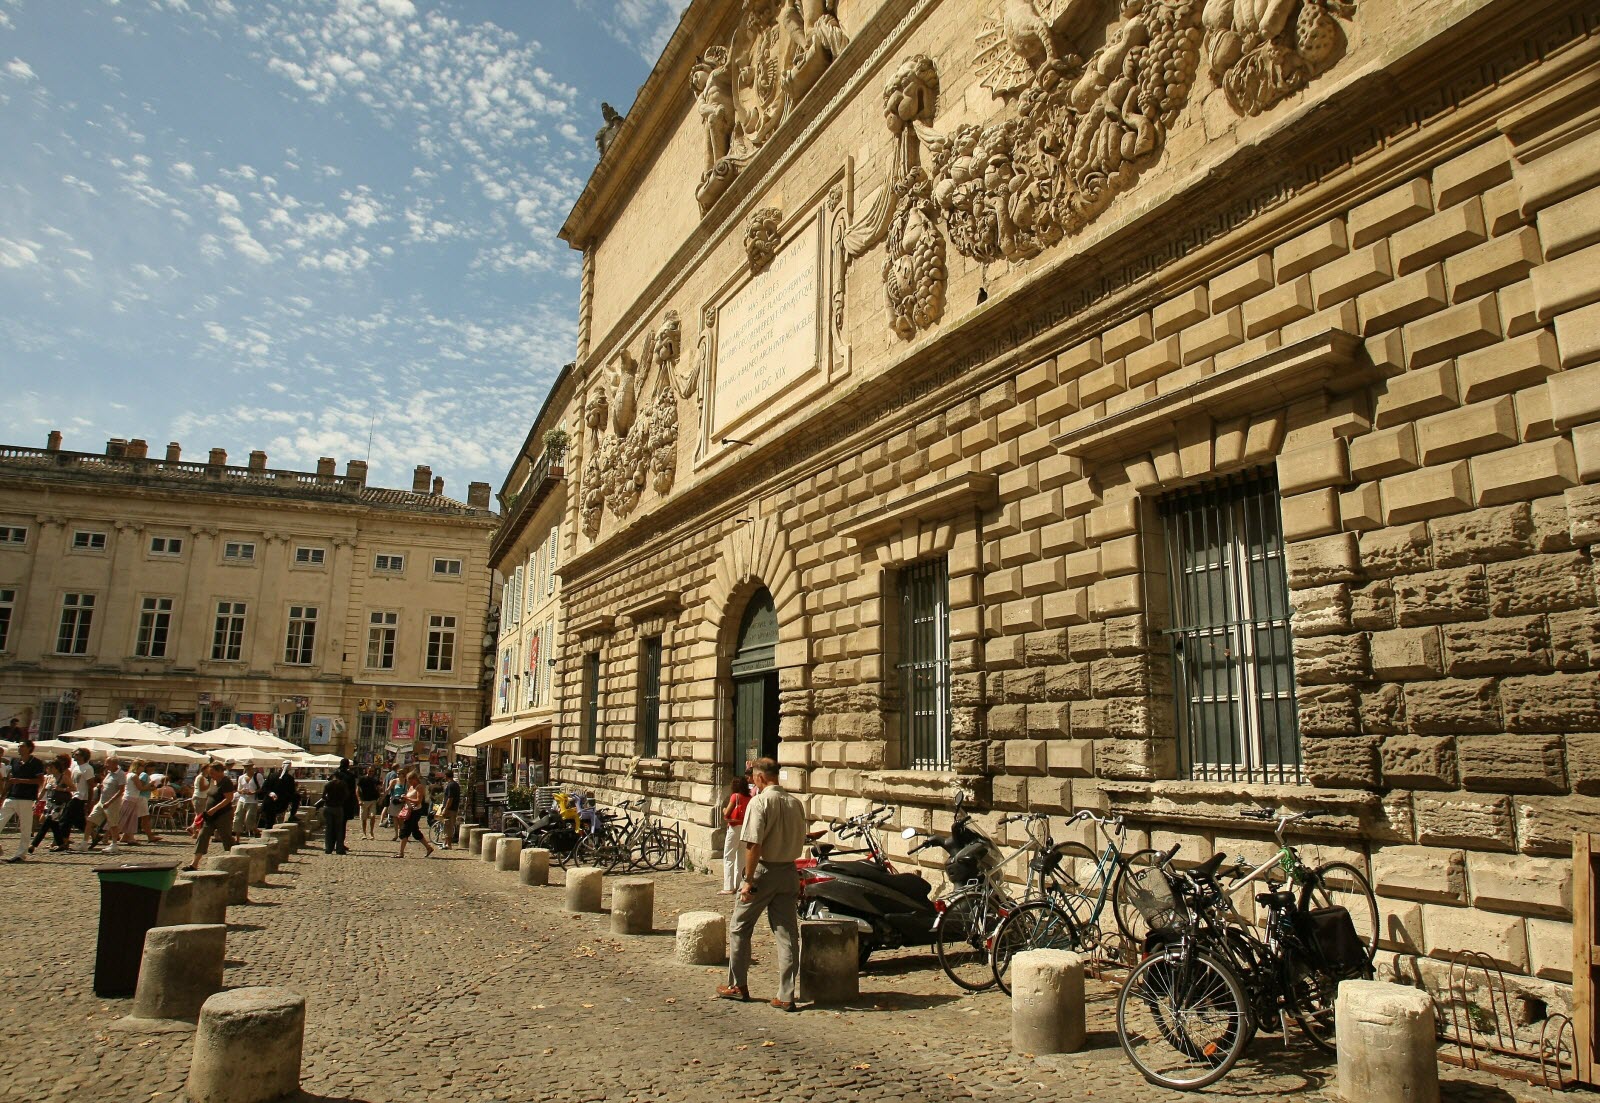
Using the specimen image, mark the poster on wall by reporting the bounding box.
[250,713,273,731]
[309,716,334,746]
[392,718,414,742]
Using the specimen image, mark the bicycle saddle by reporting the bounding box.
[1192,853,1226,879]
[1255,889,1296,909]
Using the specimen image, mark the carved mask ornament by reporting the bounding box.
[744,206,784,274]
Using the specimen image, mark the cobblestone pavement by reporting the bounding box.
[0,829,1559,1103]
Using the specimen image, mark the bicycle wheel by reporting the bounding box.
[428,819,445,846]
[933,891,998,991]
[574,830,611,868]
[1284,950,1338,1052]
[1042,841,1101,933]
[1117,945,1251,1090]
[1305,861,1380,962]
[1113,848,1183,945]
[991,899,1084,995]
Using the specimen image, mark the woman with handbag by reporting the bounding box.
[396,769,435,859]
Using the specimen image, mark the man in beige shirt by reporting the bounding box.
[717,756,807,1009]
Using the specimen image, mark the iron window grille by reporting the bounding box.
[640,636,662,758]
[1158,470,1301,784]
[897,558,952,771]
[37,699,76,738]
[355,711,390,761]
[582,651,601,754]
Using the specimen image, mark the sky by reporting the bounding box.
[0,0,690,499]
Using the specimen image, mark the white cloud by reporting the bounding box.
[575,0,688,63]
[0,237,41,268]
[171,161,196,180]
[4,58,35,81]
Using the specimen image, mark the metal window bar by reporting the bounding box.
[641,637,662,758]
[583,651,601,754]
[1159,470,1300,784]
[897,558,951,771]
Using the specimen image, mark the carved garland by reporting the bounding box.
[843,0,1354,340]
[579,315,685,537]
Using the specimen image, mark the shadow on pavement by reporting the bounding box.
[836,990,966,1012]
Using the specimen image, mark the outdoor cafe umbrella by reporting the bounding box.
[206,746,289,768]
[59,717,178,745]
[136,744,211,765]
[189,723,302,753]
[30,738,124,760]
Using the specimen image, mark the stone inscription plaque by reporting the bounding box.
[712,216,821,437]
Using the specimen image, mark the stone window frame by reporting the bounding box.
[70,528,108,554]
[621,593,682,772]
[838,472,995,782]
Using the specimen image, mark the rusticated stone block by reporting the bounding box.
[1500,671,1600,732]
[1395,565,1489,625]
[1025,629,1070,666]
[1294,634,1370,684]
[1443,616,1551,676]
[1568,485,1600,546]
[1531,496,1574,552]
[1093,739,1174,780]
[1290,583,1352,637]
[1373,844,1467,903]
[1421,904,1528,971]
[1070,697,1161,740]
[1405,678,1500,732]
[1550,609,1600,670]
[1468,852,1572,917]
[1514,795,1600,856]
[987,704,1027,736]
[1040,664,1091,702]
[1371,626,1443,680]
[1486,551,1596,615]
[1566,734,1600,795]
[1414,792,1515,850]
[1302,736,1381,789]
[1360,523,1431,578]
[1380,735,1457,790]
[1298,684,1361,735]
[1286,532,1360,588]
[1025,703,1070,739]
[1361,684,1408,734]
[1350,581,1395,631]
[1090,655,1163,698]
[1430,503,1534,567]
[1103,615,1146,655]
[1456,734,1566,794]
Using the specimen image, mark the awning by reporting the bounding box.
[453,719,538,756]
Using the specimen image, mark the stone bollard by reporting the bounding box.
[157,877,195,927]
[254,834,282,873]
[458,821,480,848]
[468,827,489,856]
[1011,949,1086,1055]
[186,987,306,1103]
[496,836,522,872]
[1336,981,1440,1103]
[285,820,305,849]
[205,853,250,906]
[675,911,727,965]
[119,923,226,1030]
[186,871,232,925]
[234,844,271,886]
[798,919,859,1005]
[265,829,294,866]
[519,848,551,887]
[479,832,505,863]
[611,879,655,935]
[565,866,604,913]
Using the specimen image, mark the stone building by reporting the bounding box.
[547,0,1600,1015]
[458,367,578,780]
[0,432,497,762]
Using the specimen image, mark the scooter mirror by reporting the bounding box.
[901,826,919,840]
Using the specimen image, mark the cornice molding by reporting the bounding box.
[838,473,998,547]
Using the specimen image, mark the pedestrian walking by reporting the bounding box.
[717,757,806,1010]
[395,770,435,858]
[232,762,261,837]
[356,767,381,839]
[27,757,73,853]
[0,739,46,862]
[188,762,236,870]
[190,760,213,828]
[117,760,153,846]
[65,748,95,851]
[334,759,358,851]
[321,770,350,855]
[719,774,752,895]
[86,755,128,851]
[386,773,406,840]
[438,772,461,850]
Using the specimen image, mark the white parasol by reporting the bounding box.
[188,723,302,753]
[60,717,180,745]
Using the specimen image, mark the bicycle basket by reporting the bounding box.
[1302,905,1372,979]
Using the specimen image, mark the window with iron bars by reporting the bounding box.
[582,651,601,754]
[1158,470,1300,784]
[896,558,951,771]
[639,636,662,759]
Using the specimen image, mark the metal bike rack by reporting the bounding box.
[1431,949,1577,1092]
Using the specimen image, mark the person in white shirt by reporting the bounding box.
[232,764,262,837]
[87,756,129,851]
[66,748,96,851]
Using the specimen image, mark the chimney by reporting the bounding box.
[467,481,491,509]
[106,438,128,459]
[165,442,181,463]
[46,430,62,452]
[316,457,336,481]
[431,475,444,496]
[248,450,267,472]
[345,459,368,486]
[208,447,227,467]
[412,464,431,493]
[127,438,149,460]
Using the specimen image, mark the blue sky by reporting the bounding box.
[0,0,687,498]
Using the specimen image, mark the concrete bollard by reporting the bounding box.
[519,848,551,887]
[496,836,522,871]
[479,832,505,863]
[468,827,489,856]
[234,843,270,886]
[1336,980,1440,1103]
[157,877,194,927]
[186,987,306,1103]
[675,911,727,965]
[185,871,232,925]
[267,828,296,864]
[610,878,655,935]
[1011,949,1086,1055]
[458,822,480,848]
[798,919,859,1005]
[565,866,604,913]
[205,853,250,906]
[285,820,305,849]
[120,923,226,1029]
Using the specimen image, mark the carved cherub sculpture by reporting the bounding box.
[692,48,737,169]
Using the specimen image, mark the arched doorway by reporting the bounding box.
[730,588,779,772]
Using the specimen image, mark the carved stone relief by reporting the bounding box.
[744,207,784,273]
[1202,0,1355,116]
[691,0,851,214]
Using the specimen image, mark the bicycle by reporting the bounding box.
[1114,808,1378,1089]
[989,810,1181,993]
[576,798,687,872]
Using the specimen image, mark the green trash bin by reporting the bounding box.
[92,861,181,998]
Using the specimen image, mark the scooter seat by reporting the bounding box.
[816,859,932,901]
